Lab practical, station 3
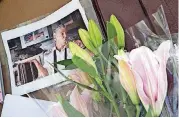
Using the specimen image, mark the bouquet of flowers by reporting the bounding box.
[28,6,178,117]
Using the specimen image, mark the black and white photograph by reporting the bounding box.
[1,0,88,95]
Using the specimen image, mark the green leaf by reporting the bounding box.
[56,59,77,70]
[56,59,73,66]
[107,21,117,40]
[88,20,103,48]
[95,57,103,76]
[72,55,103,89]
[101,41,110,61]
[110,15,125,49]
[63,64,77,70]
[72,55,98,78]
[57,95,85,117]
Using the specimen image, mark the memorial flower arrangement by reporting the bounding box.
[33,6,178,117]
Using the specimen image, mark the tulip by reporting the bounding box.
[129,40,171,116]
[48,86,92,117]
[114,50,140,105]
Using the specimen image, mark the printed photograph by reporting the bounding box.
[7,10,86,87]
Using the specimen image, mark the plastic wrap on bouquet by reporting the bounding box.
[27,77,110,117]
[27,5,178,117]
[126,5,178,117]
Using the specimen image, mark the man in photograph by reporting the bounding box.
[32,25,84,77]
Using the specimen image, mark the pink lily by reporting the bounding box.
[129,40,171,116]
[70,86,92,117]
[69,69,101,102]
[69,69,92,86]
[48,103,67,117]
[48,86,92,117]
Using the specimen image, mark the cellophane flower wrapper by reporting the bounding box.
[126,5,178,117]
[27,81,110,117]
[27,5,178,117]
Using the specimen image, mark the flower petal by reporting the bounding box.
[154,60,168,116]
[70,86,90,117]
[118,60,136,94]
[48,103,67,117]
[129,46,159,109]
[133,70,150,110]
[154,40,171,64]
[154,41,169,116]
[114,52,140,105]
[81,87,93,117]
[69,69,92,86]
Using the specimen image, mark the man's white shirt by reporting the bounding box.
[43,47,72,75]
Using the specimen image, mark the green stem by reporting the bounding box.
[109,103,113,117]
[99,56,120,117]
[99,56,105,77]
[136,105,140,117]
[98,50,119,70]
[105,81,120,117]
[125,104,131,117]
[99,50,109,63]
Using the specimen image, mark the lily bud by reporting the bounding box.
[114,50,140,105]
[78,29,98,55]
[69,42,96,68]
[110,15,125,49]
[88,20,103,50]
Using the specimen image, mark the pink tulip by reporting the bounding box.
[129,40,171,116]
[48,86,92,117]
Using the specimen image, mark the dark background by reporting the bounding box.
[92,0,178,34]
[92,0,178,51]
